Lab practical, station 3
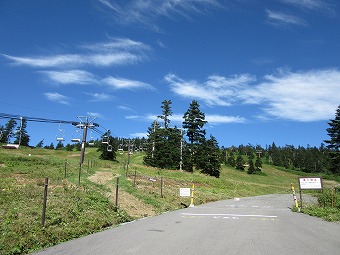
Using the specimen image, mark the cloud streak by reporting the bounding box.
[1,38,149,69]
[266,9,307,27]
[43,92,70,105]
[165,68,340,122]
[102,76,154,90]
[98,0,223,28]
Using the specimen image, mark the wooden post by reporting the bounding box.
[160,177,163,198]
[115,177,119,211]
[42,178,49,227]
[64,160,67,179]
[78,163,82,186]
[332,186,335,208]
[133,167,137,187]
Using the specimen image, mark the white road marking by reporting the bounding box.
[181,213,277,218]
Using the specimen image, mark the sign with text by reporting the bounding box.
[180,188,191,197]
[298,177,323,190]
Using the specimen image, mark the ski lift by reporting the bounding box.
[55,123,65,142]
[88,131,95,146]
[107,145,113,152]
[3,117,23,149]
[102,135,109,144]
[118,144,124,154]
[71,129,81,143]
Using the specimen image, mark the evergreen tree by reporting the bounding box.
[98,132,116,161]
[183,100,207,171]
[255,156,262,172]
[227,151,236,167]
[324,105,340,174]
[158,100,172,129]
[247,158,256,174]
[56,141,64,150]
[14,118,30,146]
[36,139,44,148]
[235,155,245,170]
[183,100,207,145]
[196,135,221,178]
[1,119,17,143]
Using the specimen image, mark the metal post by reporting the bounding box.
[80,123,88,165]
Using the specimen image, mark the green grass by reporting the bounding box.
[0,146,339,254]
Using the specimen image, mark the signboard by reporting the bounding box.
[180,188,191,197]
[298,177,323,190]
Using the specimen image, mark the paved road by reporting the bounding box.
[32,194,339,255]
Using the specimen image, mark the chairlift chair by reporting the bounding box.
[88,131,95,146]
[118,144,124,154]
[102,135,109,144]
[56,123,65,142]
[71,129,81,143]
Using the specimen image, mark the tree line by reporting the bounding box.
[1,103,339,176]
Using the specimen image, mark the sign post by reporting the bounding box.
[298,177,323,208]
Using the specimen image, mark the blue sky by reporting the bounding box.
[1,0,340,148]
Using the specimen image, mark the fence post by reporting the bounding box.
[115,176,119,211]
[160,177,163,198]
[42,177,49,227]
[78,163,82,186]
[64,160,67,179]
[133,167,137,187]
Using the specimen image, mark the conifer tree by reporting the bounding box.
[324,105,340,174]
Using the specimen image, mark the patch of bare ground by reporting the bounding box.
[88,171,156,219]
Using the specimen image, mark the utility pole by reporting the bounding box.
[180,128,183,171]
[73,116,98,165]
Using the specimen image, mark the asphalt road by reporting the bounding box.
[32,194,340,255]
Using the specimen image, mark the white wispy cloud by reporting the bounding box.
[39,70,98,85]
[85,92,113,102]
[1,38,149,68]
[43,92,70,105]
[165,73,255,106]
[205,115,246,124]
[266,9,307,27]
[282,0,334,12]
[98,0,222,28]
[86,112,103,118]
[165,69,340,122]
[102,76,154,90]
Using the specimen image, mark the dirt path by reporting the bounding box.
[88,171,156,219]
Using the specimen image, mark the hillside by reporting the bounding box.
[0,147,337,254]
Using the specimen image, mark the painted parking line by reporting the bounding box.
[181,213,278,219]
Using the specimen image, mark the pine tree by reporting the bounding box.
[158,100,172,129]
[13,118,30,146]
[235,155,245,170]
[183,100,207,171]
[36,139,44,148]
[255,157,262,172]
[196,135,221,178]
[324,105,340,174]
[183,100,207,145]
[1,119,17,143]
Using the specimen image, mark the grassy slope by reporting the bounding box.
[0,147,338,254]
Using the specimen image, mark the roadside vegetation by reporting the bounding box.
[0,146,339,255]
[1,103,339,254]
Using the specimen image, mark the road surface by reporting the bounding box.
[32,194,340,255]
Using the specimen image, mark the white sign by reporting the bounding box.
[299,177,323,190]
[180,188,191,197]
